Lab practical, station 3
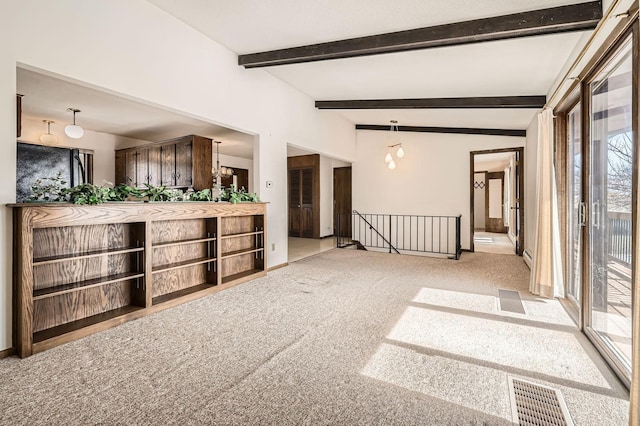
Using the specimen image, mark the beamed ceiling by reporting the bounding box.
[150,0,602,134]
[19,1,603,157]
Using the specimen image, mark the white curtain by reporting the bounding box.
[530,109,564,298]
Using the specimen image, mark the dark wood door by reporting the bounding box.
[147,146,162,187]
[161,145,176,187]
[175,140,193,187]
[514,149,524,255]
[135,148,149,188]
[125,150,137,186]
[485,171,507,233]
[333,167,352,237]
[115,151,126,185]
[288,168,314,238]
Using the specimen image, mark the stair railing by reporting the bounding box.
[337,210,462,260]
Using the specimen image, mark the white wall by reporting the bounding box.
[0,0,356,351]
[353,130,525,250]
[524,115,539,256]
[320,156,351,237]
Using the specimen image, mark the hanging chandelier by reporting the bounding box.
[212,140,234,184]
[384,120,405,170]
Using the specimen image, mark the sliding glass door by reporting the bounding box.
[566,102,582,306]
[586,35,633,378]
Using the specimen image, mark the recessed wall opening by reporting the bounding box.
[286,144,351,262]
[470,147,524,256]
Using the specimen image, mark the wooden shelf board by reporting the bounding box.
[220,231,264,240]
[33,246,144,265]
[152,257,216,274]
[33,272,145,300]
[221,248,264,259]
[222,269,265,285]
[33,305,143,345]
[152,283,216,306]
[153,236,216,248]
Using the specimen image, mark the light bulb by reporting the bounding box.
[396,146,405,158]
[384,152,392,163]
[388,160,396,170]
[40,133,58,144]
[65,124,84,139]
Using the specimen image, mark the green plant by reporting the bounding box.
[106,183,142,201]
[140,183,172,202]
[29,172,69,202]
[220,186,259,204]
[189,188,212,201]
[66,183,112,205]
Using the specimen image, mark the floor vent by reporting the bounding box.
[508,377,574,426]
[498,289,526,314]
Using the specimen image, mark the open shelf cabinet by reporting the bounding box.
[12,202,266,357]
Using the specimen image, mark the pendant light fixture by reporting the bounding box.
[212,140,234,182]
[40,120,58,144]
[65,108,84,139]
[385,120,405,170]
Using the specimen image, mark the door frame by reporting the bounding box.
[470,147,525,254]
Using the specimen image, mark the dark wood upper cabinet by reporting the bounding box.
[115,135,213,190]
[175,140,193,187]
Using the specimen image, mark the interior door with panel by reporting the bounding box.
[333,167,352,238]
[485,171,507,233]
[586,35,633,379]
[288,168,314,238]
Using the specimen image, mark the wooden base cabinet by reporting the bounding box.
[11,202,266,357]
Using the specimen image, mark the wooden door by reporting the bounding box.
[125,150,137,187]
[333,167,352,237]
[175,140,193,187]
[161,145,176,187]
[147,146,162,187]
[135,148,149,188]
[288,168,314,237]
[485,171,507,233]
[115,151,126,185]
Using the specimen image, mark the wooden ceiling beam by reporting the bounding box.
[315,96,546,109]
[355,124,526,138]
[239,1,602,68]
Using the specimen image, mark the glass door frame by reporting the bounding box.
[581,24,637,388]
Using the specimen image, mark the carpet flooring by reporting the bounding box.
[0,250,629,425]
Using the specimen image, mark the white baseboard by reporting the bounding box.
[523,249,533,269]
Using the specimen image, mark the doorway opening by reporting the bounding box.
[286,145,351,262]
[470,148,524,255]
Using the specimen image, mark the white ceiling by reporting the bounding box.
[150,0,594,130]
[18,1,597,155]
[17,68,256,158]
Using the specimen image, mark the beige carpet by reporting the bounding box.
[0,250,629,425]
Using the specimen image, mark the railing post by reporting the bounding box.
[388,214,392,253]
[455,215,461,260]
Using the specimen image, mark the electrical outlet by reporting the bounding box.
[266,181,273,188]
[271,243,275,251]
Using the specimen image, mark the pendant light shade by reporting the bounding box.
[65,108,84,139]
[384,120,405,170]
[40,120,58,144]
